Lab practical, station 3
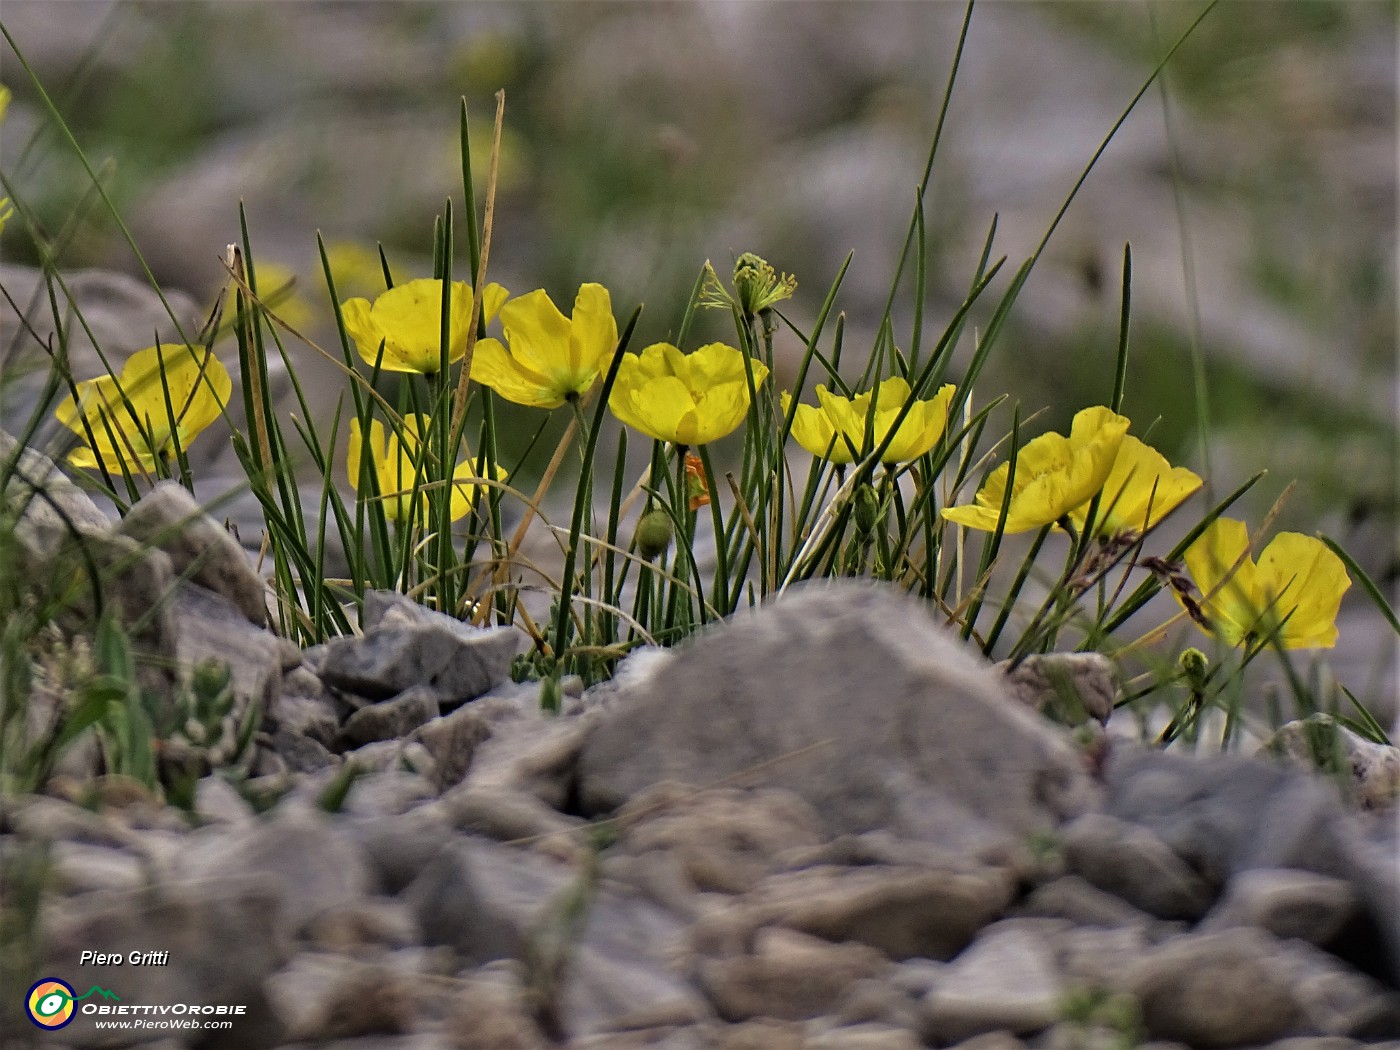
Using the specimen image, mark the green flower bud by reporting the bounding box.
[1177,646,1209,691]
[636,509,674,560]
[853,483,883,534]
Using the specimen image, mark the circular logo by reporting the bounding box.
[26,978,76,1029]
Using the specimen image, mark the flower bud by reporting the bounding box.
[853,483,883,534]
[1177,647,1209,692]
[635,509,674,560]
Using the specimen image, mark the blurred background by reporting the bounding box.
[1,1,1395,704]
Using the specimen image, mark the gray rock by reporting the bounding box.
[7,794,138,848]
[302,898,419,954]
[804,1022,924,1049]
[341,770,437,817]
[337,686,441,749]
[1125,928,1304,1047]
[403,840,532,965]
[0,430,113,537]
[1061,812,1215,920]
[920,925,1064,1042]
[997,651,1118,724]
[1017,874,1162,929]
[272,1036,453,1050]
[177,806,372,932]
[274,668,342,745]
[39,875,289,1049]
[832,977,923,1032]
[1050,924,1156,990]
[1200,867,1360,946]
[439,784,588,862]
[942,1035,1030,1050]
[1265,714,1400,810]
[577,582,1097,849]
[193,775,256,825]
[341,738,436,778]
[564,929,710,1036]
[117,480,268,626]
[735,861,1017,962]
[346,807,456,894]
[318,619,523,704]
[35,526,181,704]
[412,700,501,790]
[1105,746,1400,980]
[699,927,890,1022]
[174,581,293,728]
[0,261,202,360]
[442,961,548,1050]
[614,784,828,894]
[47,840,146,896]
[462,711,593,811]
[265,952,417,1042]
[1270,938,1400,1038]
[269,727,339,773]
[407,836,704,1038]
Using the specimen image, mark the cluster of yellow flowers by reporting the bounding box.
[937,404,1348,648]
[56,276,1348,649]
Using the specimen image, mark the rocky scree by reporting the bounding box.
[3,474,1399,1049]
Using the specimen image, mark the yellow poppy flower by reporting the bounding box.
[1182,518,1349,649]
[341,278,508,374]
[609,341,768,446]
[782,377,956,465]
[55,344,231,471]
[347,415,504,523]
[1070,435,1202,537]
[469,284,618,409]
[942,406,1129,533]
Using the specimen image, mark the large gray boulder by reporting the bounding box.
[576,581,1098,853]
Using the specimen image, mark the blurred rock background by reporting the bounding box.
[1,1,1394,707]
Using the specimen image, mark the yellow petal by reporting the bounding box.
[1255,533,1349,648]
[498,289,572,383]
[1081,435,1202,536]
[875,380,954,463]
[693,341,767,389]
[942,405,1125,535]
[942,462,1029,532]
[814,386,865,460]
[481,282,509,324]
[366,279,473,373]
[608,355,650,435]
[55,345,229,470]
[341,297,388,369]
[689,382,751,444]
[1183,518,1258,646]
[611,343,761,446]
[569,283,619,375]
[129,344,231,446]
[447,453,507,522]
[470,337,566,409]
[609,366,692,444]
[788,399,850,463]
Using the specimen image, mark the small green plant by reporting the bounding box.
[1059,986,1144,1050]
